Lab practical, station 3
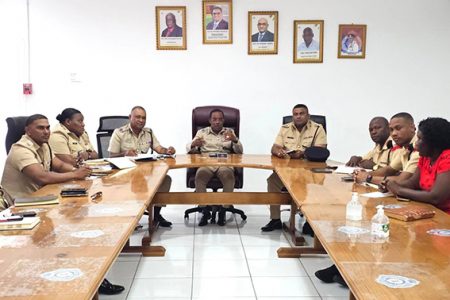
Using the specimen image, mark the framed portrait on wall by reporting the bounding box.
[202,0,233,44]
[156,6,187,50]
[248,11,278,55]
[338,24,366,59]
[294,20,324,63]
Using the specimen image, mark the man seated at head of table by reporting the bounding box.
[385,117,450,214]
[346,117,393,170]
[108,105,176,227]
[354,112,420,185]
[262,104,327,232]
[49,108,99,166]
[187,108,243,226]
[316,112,420,287]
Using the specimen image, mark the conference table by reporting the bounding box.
[0,154,448,300]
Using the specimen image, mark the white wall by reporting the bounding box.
[1,0,449,189]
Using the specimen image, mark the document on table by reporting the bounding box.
[334,165,371,174]
[360,191,393,198]
[106,157,136,169]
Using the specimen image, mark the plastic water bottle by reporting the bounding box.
[371,205,390,238]
[346,192,362,221]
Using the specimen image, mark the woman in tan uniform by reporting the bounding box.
[49,108,98,166]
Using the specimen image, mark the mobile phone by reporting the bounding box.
[285,149,295,154]
[60,188,88,197]
[13,211,37,217]
[341,176,354,182]
[311,168,333,173]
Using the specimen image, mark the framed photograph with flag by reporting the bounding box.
[202,0,232,44]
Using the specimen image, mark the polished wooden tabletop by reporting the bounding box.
[1,154,448,300]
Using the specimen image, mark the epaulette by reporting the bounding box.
[281,124,290,128]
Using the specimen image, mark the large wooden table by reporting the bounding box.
[0,154,448,300]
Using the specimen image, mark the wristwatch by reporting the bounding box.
[366,174,373,183]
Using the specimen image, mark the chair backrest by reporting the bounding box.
[97,116,129,133]
[192,106,240,138]
[96,116,129,158]
[282,114,327,132]
[96,133,113,159]
[5,116,29,154]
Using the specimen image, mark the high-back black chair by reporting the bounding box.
[96,116,129,158]
[5,116,29,154]
[282,114,327,132]
[185,106,246,223]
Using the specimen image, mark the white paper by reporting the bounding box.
[106,157,136,169]
[360,191,393,198]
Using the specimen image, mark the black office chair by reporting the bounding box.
[185,106,246,224]
[282,114,327,132]
[96,116,129,158]
[5,116,29,154]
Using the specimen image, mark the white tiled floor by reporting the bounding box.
[100,204,349,300]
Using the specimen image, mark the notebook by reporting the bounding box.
[0,217,40,231]
[14,194,59,207]
[384,205,436,221]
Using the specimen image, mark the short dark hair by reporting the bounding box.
[303,27,313,35]
[209,109,224,119]
[131,106,146,113]
[293,104,309,112]
[26,114,47,126]
[56,108,81,123]
[391,112,414,123]
[418,117,450,152]
[370,116,389,127]
[212,6,222,13]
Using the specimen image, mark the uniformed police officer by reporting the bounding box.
[108,106,175,227]
[354,112,419,185]
[187,109,243,226]
[49,108,98,166]
[316,113,419,287]
[1,114,91,199]
[261,104,327,232]
[346,117,392,170]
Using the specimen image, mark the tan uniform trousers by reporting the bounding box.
[267,172,285,219]
[155,175,171,208]
[195,166,235,208]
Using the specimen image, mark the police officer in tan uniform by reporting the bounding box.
[261,104,327,232]
[188,109,243,226]
[108,106,175,227]
[317,113,419,286]
[49,108,98,167]
[346,117,393,170]
[1,114,91,200]
[354,112,419,185]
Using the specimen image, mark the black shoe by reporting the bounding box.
[302,221,314,237]
[199,210,211,227]
[217,208,226,226]
[157,214,172,227]
[315,265,339,283]
[333,273,348,287]
[98,278,125,295]
[261,219,282,232]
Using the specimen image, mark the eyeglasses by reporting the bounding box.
[257,23,267,26]
[90,191,102,201]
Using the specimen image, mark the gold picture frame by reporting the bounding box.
[294,20,324,63]
[248,11,278,55]
[156,6,187,50]
[338,24,367,59]
[202,0,233,44]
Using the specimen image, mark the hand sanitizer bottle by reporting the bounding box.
[346,192,362,221]
[371,205,389,238]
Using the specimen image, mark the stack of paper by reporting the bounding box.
[0,217,40,231]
